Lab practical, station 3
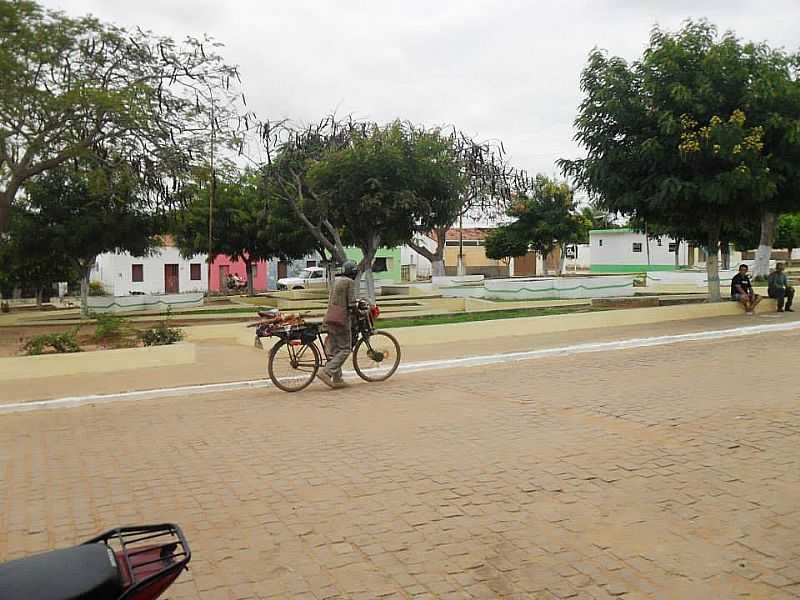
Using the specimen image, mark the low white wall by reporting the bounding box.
[439,276,635,300]
[433,275,485,287]
[645,262,775,289]
[87,292,204,313]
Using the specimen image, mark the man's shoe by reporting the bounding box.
[778,308,785,313]
[317,370,337,389]
[332,377,350,387]
[786,307,795,312]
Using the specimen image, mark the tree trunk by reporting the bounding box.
[80,268,91,317]
[753,210,777,279]
[407,234,446,279]
[674,242,680,268]
[721,241,730,270]
[35,287,43,308]
[245,259,254,297]
[706,222,722,302]
[558,243,567,275]
[358,242,379,303]
[0,191,9,233]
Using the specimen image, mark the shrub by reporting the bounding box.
[139,309,184,346]
[92,313,136,348]
[140,322,184,346]
[88,281,107,296]
[24,328,82,355]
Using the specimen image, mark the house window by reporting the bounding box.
[373,257,394,273]
[656,238,663,246]
[131,264,144,282]
[668,242,678,253]
[445,240,460,246]
[598,239,603,247]
[190,263,201,280]
[306,260,317,268]
[632,243,643,253]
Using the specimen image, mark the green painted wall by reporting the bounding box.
[344,246,402,281]
[590,264,678,273]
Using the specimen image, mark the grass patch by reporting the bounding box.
[375,306,599,329]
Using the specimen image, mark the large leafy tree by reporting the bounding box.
[0,0,248,232]
[0,205,77,305]
[560,21,798,300]
[307,122,426,300]
[23,161,158,315]
[263,118,468,299]
[405,129,514,277]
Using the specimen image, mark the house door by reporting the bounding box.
[277,261,288,279]
[164,264,180,294]
[513,252,536,277]
[218,265,230,292]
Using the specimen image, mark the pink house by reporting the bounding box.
[209,255,269,293]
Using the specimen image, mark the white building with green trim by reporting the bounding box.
[589,228,690,273]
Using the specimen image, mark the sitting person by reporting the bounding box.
[731,264,761,315]
[767,262,795,313]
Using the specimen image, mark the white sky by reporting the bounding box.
[43,0,800,179]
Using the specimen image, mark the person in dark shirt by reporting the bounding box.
[767,262,795,312]
[731,264,761,314]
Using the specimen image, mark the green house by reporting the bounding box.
[344,246,402,282]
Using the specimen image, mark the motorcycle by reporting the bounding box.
[0,523,190,600]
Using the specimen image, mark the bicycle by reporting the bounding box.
[253,300,401,393]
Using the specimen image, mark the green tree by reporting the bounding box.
[24,161,158,315]
[775,213,800,258]
[405,128,513,278]
[264,118,466,300]
[0,205,77,306]
[308,122,423,300]
[0,0,246,232]
[560,21,798,300]
[493,176,588,275]
[175,169,318,295]
[484,226,529,267]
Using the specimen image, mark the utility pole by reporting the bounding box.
[207,89,216,297]
[457,213,465,276]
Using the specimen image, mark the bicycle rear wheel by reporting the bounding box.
[268,340,321,392]
[353,330,401,382]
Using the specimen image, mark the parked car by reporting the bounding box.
[277,267,328,290]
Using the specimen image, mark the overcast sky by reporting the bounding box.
[44,0,800,179]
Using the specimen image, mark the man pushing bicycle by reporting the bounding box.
[318,260,359,389]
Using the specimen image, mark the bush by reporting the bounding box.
[92,313,136,348]
[140,322,184,346]
[88,281,107,296]
[24,328,82,355]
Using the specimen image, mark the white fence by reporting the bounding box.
[437,276,635,300]
[87,292,205,314]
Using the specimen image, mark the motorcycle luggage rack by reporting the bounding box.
[84,523,191,599]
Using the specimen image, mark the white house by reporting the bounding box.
[91,241,208,296]
[589,228,696,273]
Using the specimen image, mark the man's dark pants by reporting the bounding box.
[769,287,795,311]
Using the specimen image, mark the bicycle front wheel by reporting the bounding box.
[268,340,321,392]
[353,330,401,382]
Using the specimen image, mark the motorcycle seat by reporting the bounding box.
[0,543,122,600]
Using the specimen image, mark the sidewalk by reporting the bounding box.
[2,309,798,405]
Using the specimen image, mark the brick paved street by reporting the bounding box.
[1,330,799,599]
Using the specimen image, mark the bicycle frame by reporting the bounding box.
[316,307,376,363]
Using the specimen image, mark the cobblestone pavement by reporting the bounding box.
[1,330,799,599]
